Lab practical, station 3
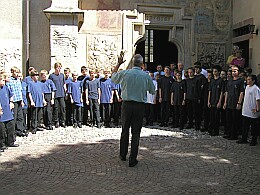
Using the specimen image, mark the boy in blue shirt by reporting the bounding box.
[68,72,83,128]
[40,70,57,130]
[18,73,29,136]
[100,70,115,127]
[49,62,66,128]
[77,66,90,126]
[28,70,46,134]
[0,74,18,148]
[86,70,102,128]
[6,67,27,137]
[64,68,73,126]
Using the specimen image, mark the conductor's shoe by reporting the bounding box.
[55,122,59,128]
[129,159,138,167]
[119,155,126,161]
[185,125,193,129]
[8,143,19,147]
[31,129,37,134]
[60,123,66,128]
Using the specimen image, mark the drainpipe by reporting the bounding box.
[25,0,30,74]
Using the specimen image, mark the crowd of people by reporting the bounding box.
[0,46,260,156]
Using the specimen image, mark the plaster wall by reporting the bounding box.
[0,0,22,72]
[29,0,51,73]
[233,0,260,74]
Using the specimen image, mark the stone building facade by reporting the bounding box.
[1,0,258,75]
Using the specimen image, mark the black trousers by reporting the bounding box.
[160,101,171,125]
[53,97,66,124]
[173,105,185,128]
[113,102,121,125]
[226,108,242,138]
[204,106,210,130]
[120,101,145,162]
[13,101,25,132]
[154,100,161,123]
[65,96,73,125]
[241,116,259,142]
[73,105,82,124]
[22,108,27,130]
[209,107,220,134]
[31,107,43,129]
[220,108,227,134]
[101,103,112,125]
[89,99,101,125]
[43,94,53,127]
[186,99,200,128]
[145,103,155,125]
[0,120,16,146]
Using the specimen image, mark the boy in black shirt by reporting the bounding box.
[78,66,90,126]
[185,67,201,130]
[194,64,207,130]
[158,66,174,127]
[170,71,186,130]
[208,66,225,136]
[223,65,244,140]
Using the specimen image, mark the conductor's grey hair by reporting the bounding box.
[133,54,143,67]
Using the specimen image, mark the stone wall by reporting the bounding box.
[0,0,233,73]
[79,0,232,68]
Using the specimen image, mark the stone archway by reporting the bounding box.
[135,29,179,72]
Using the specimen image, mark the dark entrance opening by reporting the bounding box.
[135,29,178,72]
[235,40,249,68]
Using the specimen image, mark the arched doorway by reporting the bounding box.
[135,29,178,72]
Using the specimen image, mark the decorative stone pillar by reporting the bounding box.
[122,9,146,69]
[44,0,84,73]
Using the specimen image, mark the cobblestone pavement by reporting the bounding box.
[0,125,260,195]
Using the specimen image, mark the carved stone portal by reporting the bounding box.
[50,26,80,71]
[0,40,22,72]
[197,42,225,66]
[87,35,119,71]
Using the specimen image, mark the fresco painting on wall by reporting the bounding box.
[197,42,225,67]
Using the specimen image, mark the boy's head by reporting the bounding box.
[220,70,227,79]
[156,65,163,71]
[40,70,48,80]
[89,70,95,79]
[0,74,5,86]
[194,63,202,74]
[212,65,221,77]
[175,70,182,81]
[64,68,71,78]
[246,75,257,86]
[231,65,240,78]
[104,70,110,78]
[3,72,11,82]
[207,70,213,80]
[178,62,184,71]
[164,66,170,75]
[28,67,35,75]
[18,73,23,81]
[81,66,88,76]
[187,67,195,78]
[72,72,78,81]
[10,66,20,78]
[54,62,62,73]
[30,70,39,81]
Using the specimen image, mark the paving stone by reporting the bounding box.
[0,125,259,194]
